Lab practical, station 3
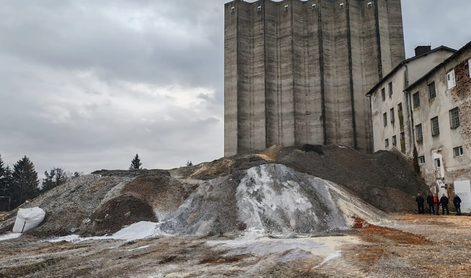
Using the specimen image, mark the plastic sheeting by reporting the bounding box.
[12,207,46,233]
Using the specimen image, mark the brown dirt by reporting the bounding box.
[122,171,197,216]
[87,194,157,236]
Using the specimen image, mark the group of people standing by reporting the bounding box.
[415,193,462,215]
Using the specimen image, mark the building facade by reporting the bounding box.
[224,0,405,156]
[369,41,471,211]
[367,46,456,157]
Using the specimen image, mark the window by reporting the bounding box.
[398,103,404,129]
[447,69,456,89]
[454,146,464,157]
[450,107,460,129]
[431,116,440,136]
[413,92,420,108]
[388,82,393,98]
[428,81,436,100]
[381,88,386,101]
[469,58,471,77]
[385,138,389,148]
[383,113,387,127]
[400,132,405,153]
[418,156,425,165]
[392,135,397,146]
[390,108,395,124]
[416,124,423,141]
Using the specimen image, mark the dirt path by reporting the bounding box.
[1,214,470,277]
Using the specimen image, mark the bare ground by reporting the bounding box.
[1,214,470,278]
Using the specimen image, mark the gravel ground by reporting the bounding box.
[1,214,470,277]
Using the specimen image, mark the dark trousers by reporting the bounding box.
[434,204,440,215]
[428,203,435,214]
[455,205,461,215]
[441,204,449,215]
[418,203,425,214]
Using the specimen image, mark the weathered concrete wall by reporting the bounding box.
[224,0,405,156]
[408,46,471,187]
[370,49,455,156]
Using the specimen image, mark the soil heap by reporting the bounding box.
[0,145,428,238]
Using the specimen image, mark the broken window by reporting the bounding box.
[450,107,460,129]
[431,116,440,136]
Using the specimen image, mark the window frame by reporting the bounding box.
[390,108,395,124]
[413,92,420,108]
[381,88,386,101]
[450,107,460,129]
[431,116,440,136]
[392,135,397,146]
[447,69,456,89]
[454,146,464,157]
[428,81,436,100]
[383,112,387,127]
[385,138,389,148]
[388,82,393,98]
[418,156,425,165]
[416,124,423,142]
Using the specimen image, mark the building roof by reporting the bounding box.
[404,41,471,92]
[365,46,457,96]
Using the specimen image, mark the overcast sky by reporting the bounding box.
[1,0,470,177]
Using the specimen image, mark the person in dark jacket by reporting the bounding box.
[453,194,462,216]
[416,193,425,214]
[427,193,435,215]
[440,194,449,215]
[433,195,440,215]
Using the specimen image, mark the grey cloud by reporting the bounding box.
[1,0,471,178]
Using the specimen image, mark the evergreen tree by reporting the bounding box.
[72,171,82,179]
[41,168,69,193]
[129,154,142,170]
[0,154,11,196]
[11,156,39,207]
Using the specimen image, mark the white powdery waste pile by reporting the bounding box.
[151,164,386,237]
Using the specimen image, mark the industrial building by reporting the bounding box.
[368,41,471,212]
[224,0,405,156]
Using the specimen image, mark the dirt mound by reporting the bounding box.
[122,172,197,220]
[0,145,426,238]
[172,145,427,213]
[88,194,157,236]
[278,146,428,212]
[154,164,386,237]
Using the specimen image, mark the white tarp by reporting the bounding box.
[12,207,46,233]
[454,180,471,213]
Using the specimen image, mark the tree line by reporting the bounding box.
[0,154,81,210]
